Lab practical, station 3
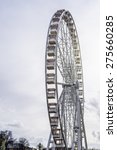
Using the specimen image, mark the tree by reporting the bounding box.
[19,137,29,149]
[37,143,44,150]
[6,137,17,150]
[0,130,14,150]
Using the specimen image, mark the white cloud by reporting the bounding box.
[6,121,24,128]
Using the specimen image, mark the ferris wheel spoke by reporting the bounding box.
[60,87,75,123]
[57,43,73,82]
[58,87,75,145]
[61,21,75,81]
[61,20,67,44]
[58,88,64,105]
[57,42,65,78]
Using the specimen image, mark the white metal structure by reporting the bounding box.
[45,9,88,150]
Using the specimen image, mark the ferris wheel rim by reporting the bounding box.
[45,9,84,148]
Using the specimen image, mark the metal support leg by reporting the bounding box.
[47,132,55,150]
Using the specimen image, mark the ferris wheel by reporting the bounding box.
[45,9,88,150]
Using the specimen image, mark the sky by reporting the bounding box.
[0,0,99,149]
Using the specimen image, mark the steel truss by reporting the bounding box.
[45,9,88,150]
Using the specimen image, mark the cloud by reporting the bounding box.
[85,97,100,118]
[90,98,100,118]
[92,131,97,138]
[90,99,99,109]
[92,131,100,141]
[6,121,23,128]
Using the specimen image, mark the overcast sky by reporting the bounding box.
[0,0,99,149]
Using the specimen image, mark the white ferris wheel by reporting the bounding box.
[45,9,88,150]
